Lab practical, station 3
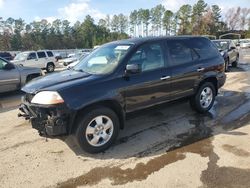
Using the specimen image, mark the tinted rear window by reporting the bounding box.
[46,51,54,57]
[167,40,193,66]
[37,52,46,58]
[186,38,218,59]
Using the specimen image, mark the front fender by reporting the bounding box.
[59,78,125,112]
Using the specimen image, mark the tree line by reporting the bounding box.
[0,0,250,51]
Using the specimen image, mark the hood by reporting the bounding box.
[22,69,92,94]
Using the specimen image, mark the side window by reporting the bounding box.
[187,38,218,59]
[167,40,193,66]
[27,52,37,60]
[47,51,53,57]
[128,43,165,72]
[37,52,46,58]
[0,59,7,70]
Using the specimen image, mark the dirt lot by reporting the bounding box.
[1,49,250,188]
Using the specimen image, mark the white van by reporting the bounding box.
[12,50,57,73]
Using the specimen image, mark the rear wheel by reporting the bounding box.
[46,63,55,73]
[75,107,119,153]
[190,82,216,113]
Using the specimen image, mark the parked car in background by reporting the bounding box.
[54,53,63,62]
[0,52,13,61]
[212,39,239,71]
[58,53,82,66]
[240,39,250,49]
[19,36,226,153]
[66,53,90,68]
[11,50,57,73]
[0,57,42,93]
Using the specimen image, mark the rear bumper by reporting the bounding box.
[19,97,74,136]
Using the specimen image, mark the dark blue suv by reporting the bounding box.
[19,36,226,153]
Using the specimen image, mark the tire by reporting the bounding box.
[46,63,55,73]
[225,58,229,72]
[232,55,239,68]
[75,107,120,153]
[190,82,216,113]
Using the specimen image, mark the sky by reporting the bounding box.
[0,0,249,24]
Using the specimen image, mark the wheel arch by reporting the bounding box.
[196,76,218,96]
[46,62,55,66]
[70,100,125,134]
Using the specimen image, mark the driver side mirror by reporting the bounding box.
[4,63,15,70]
[230,46,236,50]
[125,64,141,75]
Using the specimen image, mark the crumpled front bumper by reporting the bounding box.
[18,94,72,136]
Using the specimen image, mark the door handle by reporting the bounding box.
[197,68,205,72]
[161,76,171,80]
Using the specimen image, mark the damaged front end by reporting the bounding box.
[18,93,73,136]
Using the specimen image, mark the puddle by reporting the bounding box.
[56,115,214,188]
[200,149,250,188]
[57,138,214,188]
[222,144,250,157]
[221,99,250,130]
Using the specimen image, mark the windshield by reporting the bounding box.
[213,41,229,51]
[74,43,132,74]
[14,52,29,61]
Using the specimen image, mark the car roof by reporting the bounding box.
[108,36,209,46]
[20,51,35,53]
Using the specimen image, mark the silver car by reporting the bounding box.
[0,57,42,93]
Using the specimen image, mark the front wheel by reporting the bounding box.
[190,82,216,113]
[46,63,55,73]
[75,107,119,153]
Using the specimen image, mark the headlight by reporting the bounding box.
[31,91,64,105]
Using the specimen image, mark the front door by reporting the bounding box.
[0,59,20,93]
[124,42,171,112]
[25,52,38,67]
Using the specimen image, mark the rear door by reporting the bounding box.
[124,42,172,112]
[0,59,20,93]
[46,51,55,61]
[37,51,47,68]
[165,39,201,99]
